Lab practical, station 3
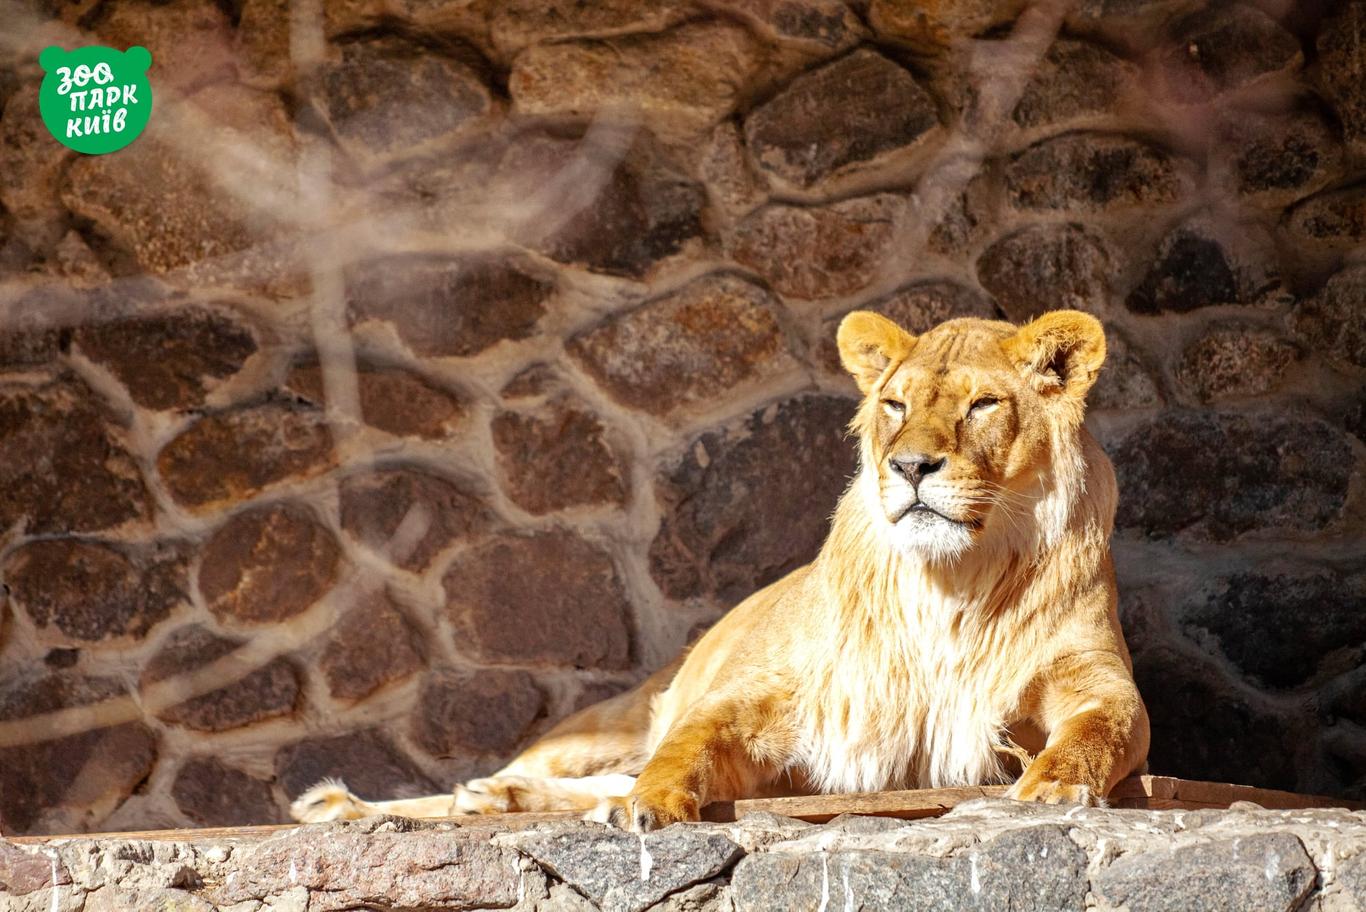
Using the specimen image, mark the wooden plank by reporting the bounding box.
[9,776,1362,844]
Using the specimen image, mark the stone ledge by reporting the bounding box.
[4,799,1366,911]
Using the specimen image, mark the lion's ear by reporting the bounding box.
[836,311,916,395]
[1003,310,1107,404]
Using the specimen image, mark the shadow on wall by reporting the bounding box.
[0,0,1361,834]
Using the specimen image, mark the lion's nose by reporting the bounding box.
[889,453,946,486]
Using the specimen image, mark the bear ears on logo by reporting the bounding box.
[39,45,151,73]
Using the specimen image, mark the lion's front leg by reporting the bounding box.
[589,695,792,832]
[1008,653,1150,807]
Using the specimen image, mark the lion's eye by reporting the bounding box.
[968,396,1000,416]
[882,399,905,416]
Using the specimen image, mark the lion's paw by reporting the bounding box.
[291,779,368,822]
[585,787,699,832]
[1007,775,1103,807]
[454,776,530,815]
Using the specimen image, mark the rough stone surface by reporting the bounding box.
[492,397,628,514]
[1178,565,1366,690]
[868,0,1028,51]
[275,729,439,800]
[509,22,760,139]
[728,194,904,300]
[1318,1,1366,158]
[60,84,297,276]
[1125,221,1266,314]
[198,504,341,626]
[1291,266,1366,369]
[1109,412,1353,541]
[977,222,1113,321]
[316,38,493,162]
[568,274,798,418]
[171,757,281,827]
[520,825,743,912]
[488,0,697,56]
[1094,833,1314,912]
[1011,40,1137,133]
[141,624,300,731]
[339,466,489,571]
[1091,329,1163,410]
[651,395,857,605]
[1284,183,1366,251]
[412,667,545,757]
[1156,6,1302,104]
[732,824,1088,911]
[743,50,939,187]
[320,589,424,702]
[1176,325,1299,402]
[1006,133,1187,213]
[3,539,188,646]
[158,403,335,510]
[444,530,634,669]
[0,670,157,835]
[285,359,466,439]
[1218,107,1343,209]
[501,134,707,279]
[713,0,864,53]
[0,377,150,535]
[73,308,258,411]
[346,254,554,357]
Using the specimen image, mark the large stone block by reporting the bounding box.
[339,466,490,571]
[709,0,864,54]
[1010,40,1138,134]
[743,50,939,188]
[568,274,798,418]
[1094,834,1314,912]
[73,307,257,411]
[141,624,300,732]
[650,395,857,604]
[285,359,466,439]
[1176,324,1299,403]
[1290,266,1366,369]
[0,670,157,834]
[509,22,762,139]
[1178,564,1366,690]
[61,84,297,276]
[1154,6,1302,103]
[1217,107,1343,209]
[492,397,628,514]
[1126,219,1276,314]
[518,824,743,912]
[346,253,554,358]
[0,376,150,535]
[489,0,696,57]
[3,539,188,646]
[1091,329,1163,410]
[728,194,905,300]
[158,403,335,510]
[1005,133,1187,213]
[976,222,1113,320]
[315,37,494,163]
[88,0,237,92]
[198,504,341,626]
[499,133,707,279]
[443,530,633,669]
[171,756,281,827]
[868,0,1028,51]
[411,667,545,757]
[1284,183,1366,251]
[320,589,425,702]
[1318,1,1366,159]
[732,825,1087,911]
[1109,411,1353,541]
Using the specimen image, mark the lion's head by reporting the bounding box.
[836,309,1108,562]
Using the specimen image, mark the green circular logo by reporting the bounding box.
[38,45,153,155]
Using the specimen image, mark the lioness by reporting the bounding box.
[294,309,1149,831]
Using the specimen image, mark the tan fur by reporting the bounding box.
[293,311,1149,832]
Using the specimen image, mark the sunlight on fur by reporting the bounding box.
[293,311,1149,832]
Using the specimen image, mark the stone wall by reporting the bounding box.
[6,800,1366,911]
[0,0,1362,835]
